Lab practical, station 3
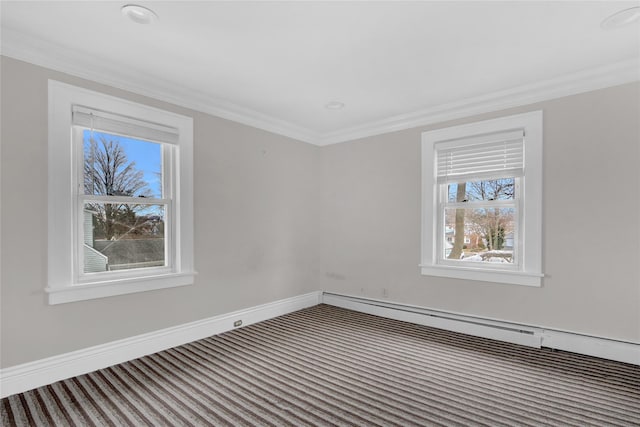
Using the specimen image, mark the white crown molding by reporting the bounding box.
[2,27,639,147]
[317,58,640,146]
[0,291,322,398]
[0,27,320,145]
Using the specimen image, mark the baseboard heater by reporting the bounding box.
[322,292,543,348]
[321,293,640,365]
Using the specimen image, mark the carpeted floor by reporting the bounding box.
[2,304,639,426]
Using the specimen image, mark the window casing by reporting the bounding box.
[48,81,195,304]
[421,111,543,286]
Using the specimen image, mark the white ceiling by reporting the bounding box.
[2,1,639,145]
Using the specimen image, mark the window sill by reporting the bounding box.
[45,272,197,305]
[420,264,542,287]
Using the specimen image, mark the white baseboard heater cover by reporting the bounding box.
[321,292,640,365]
[322,293,543,348]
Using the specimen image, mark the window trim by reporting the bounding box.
[420,111,543,286]
[47,80,195,304]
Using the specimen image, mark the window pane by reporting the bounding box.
[83,131,163,198]
[83,203,166,273]
[447,178,515,202]
[443,207,516,264]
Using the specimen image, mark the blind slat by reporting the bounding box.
[436,130,524,183]
[437,151,523,169]
[438,145,522,160]
[72,106,179,145]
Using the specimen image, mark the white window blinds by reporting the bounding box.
[435,129,524,183]
[72,106,179,145]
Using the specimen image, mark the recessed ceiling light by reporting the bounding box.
[325,101,345,110]
[121,4,158,25]
[601,7,640,30]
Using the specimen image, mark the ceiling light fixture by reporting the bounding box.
[121,4,158,25]
[601,6,640,30]
[325,101,345,110]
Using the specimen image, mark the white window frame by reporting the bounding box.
[47,80,195,304]
[421,111,543,286]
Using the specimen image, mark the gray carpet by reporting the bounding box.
[2,304,639,426]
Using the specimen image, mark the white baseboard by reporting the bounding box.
[2,290,637,398]
[321,292,640,366]
[541,330,640,365]
[0,291,322,398]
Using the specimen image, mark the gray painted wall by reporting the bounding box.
[1,56,638,368]
[315,82,640,343]
[0,57,320,367]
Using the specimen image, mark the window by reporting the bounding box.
[48,81,194,304]
[421,111,542,286]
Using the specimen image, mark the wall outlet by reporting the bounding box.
[234,320,242,327]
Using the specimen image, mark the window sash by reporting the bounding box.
[76,199,173,281]
[437,214,521,270]
[74,126,175,198]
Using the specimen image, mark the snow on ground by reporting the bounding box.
[460,251,512,263]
